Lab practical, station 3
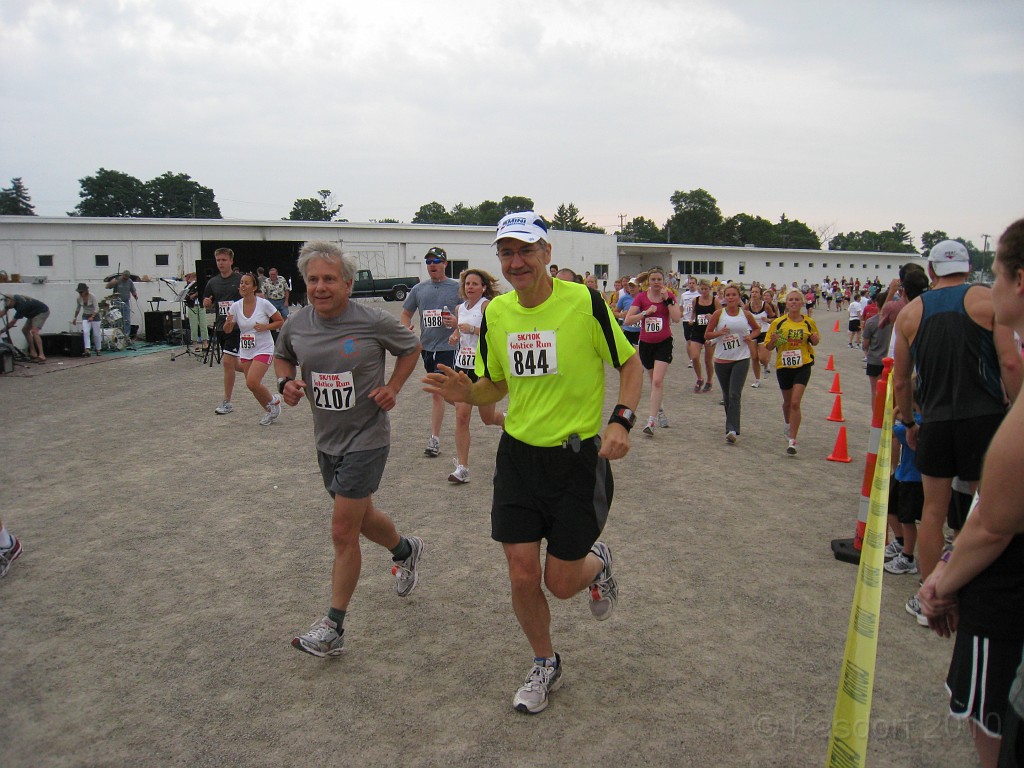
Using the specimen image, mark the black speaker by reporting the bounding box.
[41,333,85,356]
[144,311,173,343]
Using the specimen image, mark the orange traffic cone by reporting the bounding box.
[827,394,845,422]
[829,373,842,394]
[827,426,853,463]
[825,354,835,371]
[833,320,840,332]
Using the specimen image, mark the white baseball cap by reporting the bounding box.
[928,240,971,276]
[493,211,549,245]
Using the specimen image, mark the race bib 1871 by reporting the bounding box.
[311,370,356,410]
[507,331,557,377]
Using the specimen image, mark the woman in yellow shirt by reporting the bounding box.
[764,289,820,456]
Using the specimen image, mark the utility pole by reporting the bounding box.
[618,213,627,230]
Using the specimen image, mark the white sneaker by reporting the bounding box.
[725,431,738,444]
[884,553,919,575]
[786,439,797,456]
[750,380,760,388]
[268,394,282,420]
[214,400,233,415]
[424,436,440,457]
[513,655,563,714]
[905,596,929,627]
[657,407,669,428]
[883,540,904,560]
[448,460,469,484]
[642,418,655,436]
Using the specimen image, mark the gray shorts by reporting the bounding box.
[26,312,49,330]
[317,445,390,500]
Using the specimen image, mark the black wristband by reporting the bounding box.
[608,404,636,431]
[900,419,917,429]
[277,376,294,395]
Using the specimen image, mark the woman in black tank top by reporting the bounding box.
[687,279,719,393]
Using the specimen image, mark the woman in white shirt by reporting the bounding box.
[223,273,286,426]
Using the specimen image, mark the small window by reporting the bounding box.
[738,262,746,275]
[836,264,841,268]
[850,264,855,269]
[874,264,879,270]
[156,254,169,266]
[765,261,771,267]
[95,254,109,267]
[793,263,799,268]
[38,254,53,267]
[778,262,784,267]
[862,264,867,269]
[887,264,892,270]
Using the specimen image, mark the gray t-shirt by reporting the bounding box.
[111,278,136,303]
[275,302,419,456]
[77,294,100,320]
[402,278,461,352]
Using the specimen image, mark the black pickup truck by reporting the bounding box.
[350,269,420,301]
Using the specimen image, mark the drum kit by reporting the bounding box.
[97,295,129,351]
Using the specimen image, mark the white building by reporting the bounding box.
[0,216,920,341]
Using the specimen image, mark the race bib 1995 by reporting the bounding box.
[507,331,557,377]
[311,371,356,411]
[240,333,256,350]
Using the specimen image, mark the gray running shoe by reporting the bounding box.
[267,395,282,421]
[447,460,469,484]
[657,407,669,428]
[905,596,929,627]
[292,616,345,657]
[259,411,275,426]
[588,542,618,621]
[883,540,904,561]
[642,419,655,436]
[0,536,23,578]
[214,400,233,415]
[392,536,423,597]
[513,655,563,714]
[884,553,919,575]
[424,436,440,457]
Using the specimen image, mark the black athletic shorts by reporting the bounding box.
[491,432,612,561]
[947,489,974,531]
[776,364,812,391]
[217,327,240,356]
[848,319,861,333]
[421,350,456,374]
[894,479,923,525]
[946,632,1024,737]
[638,337,673,369]
[865,362,884,377]
[916,415,1003,481]
[622,328,640,347]
[682,322,694,342]
[455,366,479,383]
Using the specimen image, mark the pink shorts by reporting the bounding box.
[247,354,274,365]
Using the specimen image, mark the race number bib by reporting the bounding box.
[719,334,741,352]
[240,333,256,350]
[311,371,356,411]
[422,309,444,329]
[507,331,557,377]
[455,346,476,370]
[644,316,663,334]
[696,314,710,326]
[218,301,232,317]
[781,349,804,367]
[682,298,695,321]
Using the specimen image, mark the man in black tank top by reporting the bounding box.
[893,240,1022,581]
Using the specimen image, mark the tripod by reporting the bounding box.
[170,283,201,362]
[203,331,223,367]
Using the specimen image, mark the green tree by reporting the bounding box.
[412,201,451,224]
[617,216,663,243]
[666,188,723,245]
[146,172,221,218]
[772,214,820,249]
[287,189,343,221]
[829,225,915,253]
[498,195,535,215]
[0,177,36,215]
[719,213,775,247]
[920,230,949,253]
[70,168,147,217]
[551,203,604,233]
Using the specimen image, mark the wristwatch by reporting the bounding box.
[277,376,294,395]
[608,404,636,431]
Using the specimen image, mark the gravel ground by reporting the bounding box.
[0,302,977,767]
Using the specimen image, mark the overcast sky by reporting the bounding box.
[2,0,1021,250]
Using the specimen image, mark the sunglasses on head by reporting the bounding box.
[424,258,446,265]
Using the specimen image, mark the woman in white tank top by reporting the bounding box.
[705,284,761,444]
[446,269,505,484]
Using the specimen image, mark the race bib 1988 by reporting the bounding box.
[422,309,444,329]
[507,331,557,377]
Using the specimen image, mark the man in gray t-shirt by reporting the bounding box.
[275,240,423,659]
[400,246,461,458]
